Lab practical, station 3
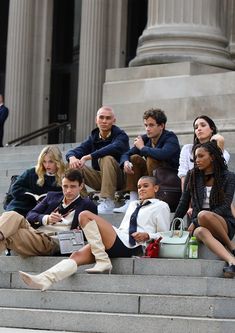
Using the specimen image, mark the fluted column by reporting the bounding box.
[30,0,53,144]
[130,0,234,69]
[4,0,35,142]
[76,0,108,141]
[228,0,235,61]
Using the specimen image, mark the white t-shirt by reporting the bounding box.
[178,144,230,179]
[113,198,170,248]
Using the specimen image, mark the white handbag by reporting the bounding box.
[159,218,190,258]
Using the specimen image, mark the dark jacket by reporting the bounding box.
[120,130,180,170]
[66,125,130,171]
[174,169,235,233]
[0,104,9,146]
[26,191,97,230]
[6,167,61,217]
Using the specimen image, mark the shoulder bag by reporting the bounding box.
[159,217,189,258]
[57,229,85,254]
[154,167,182,212]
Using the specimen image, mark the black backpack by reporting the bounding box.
[3,175,18,210]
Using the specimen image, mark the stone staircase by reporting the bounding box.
[0,256,235,332]
[0,145,235,332]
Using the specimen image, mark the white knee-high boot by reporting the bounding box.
[82,220,112,274]
[19,258,77,291]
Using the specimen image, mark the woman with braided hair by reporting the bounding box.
[174,141,235,277]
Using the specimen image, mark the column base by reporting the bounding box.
[103,62,235,150]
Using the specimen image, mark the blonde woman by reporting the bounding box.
[5,146,65,217]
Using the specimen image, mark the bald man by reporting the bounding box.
[66,106,129,214]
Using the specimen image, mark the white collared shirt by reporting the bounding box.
[113,198,170,248]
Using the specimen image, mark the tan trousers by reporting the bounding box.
[126,154,160,192]
[82,156,124,199]
[0,211,59,257]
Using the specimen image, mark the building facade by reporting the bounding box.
[1,0,235,146]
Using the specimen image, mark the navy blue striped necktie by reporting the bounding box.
[129,200,151,245]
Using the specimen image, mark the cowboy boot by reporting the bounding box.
[82,220,112,274]
[19,258,77,291]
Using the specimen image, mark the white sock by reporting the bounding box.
[130,191,138,201]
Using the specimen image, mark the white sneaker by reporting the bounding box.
[113,200,130,213]
[98,198,115,214]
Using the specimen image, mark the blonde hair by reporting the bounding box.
[35,146,66,186]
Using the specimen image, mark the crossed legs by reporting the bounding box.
[20,211,117,290]
[70,210,116,266]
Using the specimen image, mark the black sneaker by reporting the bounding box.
[223,264,235,278]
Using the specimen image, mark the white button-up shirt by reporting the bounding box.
[113,198,170,248]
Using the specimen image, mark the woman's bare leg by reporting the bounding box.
[197,211,234,251]
[194,227,235,265]
[79,210,117,249]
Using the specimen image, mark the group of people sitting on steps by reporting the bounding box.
[1,106,235,291]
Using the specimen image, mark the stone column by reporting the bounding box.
[130,0,235,69]
[5,0,53,145]
[106,0,128,69]
[76,0,109,141]
[4,0,35,143]
[227,0,235,61]
[30,0,53,144]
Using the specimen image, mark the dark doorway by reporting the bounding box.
[0,0,9,93]
[49,0,81,143]
[126,0,148,66]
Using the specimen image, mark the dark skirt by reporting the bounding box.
[106,236,143,258]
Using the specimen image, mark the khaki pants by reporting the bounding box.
[0,211,59,257]
[82,156,124,200]
[126,154,160,192]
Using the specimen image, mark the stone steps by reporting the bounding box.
[1,289,234,319]
[0,144,235,332]
[0,256,235,332]
[1,307,235,333]
[0,256,224,276]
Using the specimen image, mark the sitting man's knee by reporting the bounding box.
[100,155,114,163]
[2,211,22,219]
[130,154,144,164]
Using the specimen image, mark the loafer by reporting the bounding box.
[223,264,235,278]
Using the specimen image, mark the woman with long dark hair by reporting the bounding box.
[175,141,235,277]
[178,115,230,189]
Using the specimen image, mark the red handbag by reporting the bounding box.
[144,237,162,258]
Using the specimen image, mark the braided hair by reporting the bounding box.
[188,141,227,207]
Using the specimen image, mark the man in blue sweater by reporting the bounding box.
[0,169,97,257]
[114,108,181,213]
[66,106,130,214]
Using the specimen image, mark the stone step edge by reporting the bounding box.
[1,307,235,333]
[0,329,78,333]
[1,291,235,319]
[3,287,235,299]
[2,306,235,320]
